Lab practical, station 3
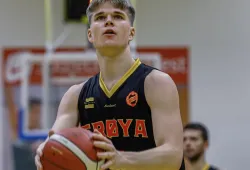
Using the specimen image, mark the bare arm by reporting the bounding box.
[46,83,84,138]
[35,83,84,169]
[121,70,183,170]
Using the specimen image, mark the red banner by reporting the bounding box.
[2,47,189,85]
[137,47,189,85]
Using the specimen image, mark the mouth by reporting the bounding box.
[185,148,194,153]
[103,29,116,35]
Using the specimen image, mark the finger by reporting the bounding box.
[101,159,114,170]
[97,151,115,160]
[93,141,114,151]
[92,133,112,144]
[93,129,101,134]
[35,155,43,170]
[36,148,43,157]
[93,129,109,139]
[48,130,55,137]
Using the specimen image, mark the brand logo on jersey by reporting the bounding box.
[126,91,138,107]
[104,104,116,108]
[81,119,148,139]
[84,97,95,109]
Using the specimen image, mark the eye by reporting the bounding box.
[190,137,198,141]
[113,15,123,19]
[96,15,106,20]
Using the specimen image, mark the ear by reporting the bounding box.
[87,29,93,43]
[204,141,209,149]
[128,27,135,41]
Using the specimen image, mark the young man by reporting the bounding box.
[35,0,185,170]
[184,123,219,170]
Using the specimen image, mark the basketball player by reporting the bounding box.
[35,0,185,170]
[184,122,219,170]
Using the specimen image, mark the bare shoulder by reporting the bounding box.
[60,82,85,105]
[52,82,86,130]
[67,82,85,96]
[145,69,177,89]
[144,69,179,106]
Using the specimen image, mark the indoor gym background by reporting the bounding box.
[0,0,249,170]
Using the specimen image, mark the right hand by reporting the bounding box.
[35,130,54,170]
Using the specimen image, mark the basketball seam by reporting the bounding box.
[59,131,96,161]
[79,130,105,169]
[42,156,79,170]
[58,130,104,167]
[50,134,98,170]
[47,139,87,170]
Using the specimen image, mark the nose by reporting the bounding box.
[184,139,191,146]
[185,142,191,148]
[105,15,114,27]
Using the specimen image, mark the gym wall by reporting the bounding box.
[0,0,249,169]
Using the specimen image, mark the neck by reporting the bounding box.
[188,155,207,170]
[96,46,135,82]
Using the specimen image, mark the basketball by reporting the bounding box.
[40,128,103,170]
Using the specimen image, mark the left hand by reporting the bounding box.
[92,129,125,170]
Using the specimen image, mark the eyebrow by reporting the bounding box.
[94,12,105,17]
[94,10,126,17]
[113,11,126,16]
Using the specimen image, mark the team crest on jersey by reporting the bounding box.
[84,97,95,109]
[126,91,138,107]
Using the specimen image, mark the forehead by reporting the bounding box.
[184,129,202,138]
[93,2,127,15]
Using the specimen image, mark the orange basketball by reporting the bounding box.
[40,128,103,170]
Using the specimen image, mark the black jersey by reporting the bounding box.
[77,59,185,169]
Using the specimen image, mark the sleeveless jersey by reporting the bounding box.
[77,59,185,170]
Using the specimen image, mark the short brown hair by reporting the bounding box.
[86,0,135,26]
[184,122,209,142]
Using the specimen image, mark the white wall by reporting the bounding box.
[0,0,88,46]
[137,0,250,169]
[0,0,249,169]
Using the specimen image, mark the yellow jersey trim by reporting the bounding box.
[202,163,210,170]
[99,58,141,98]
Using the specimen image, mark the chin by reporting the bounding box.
[101,43,123,49]
[96,43,126,51]
[104,44,117,47]
[103,41,119,46]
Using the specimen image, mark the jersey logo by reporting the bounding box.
[82,119,148,138]
[84,97,95,109]
[104,104,116,108]
[126,91,138,107]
